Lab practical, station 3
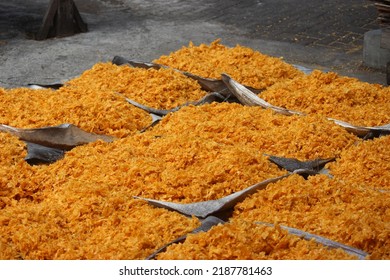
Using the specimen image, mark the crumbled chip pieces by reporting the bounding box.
[30,133,285,204]
[150,103,359,160]
[327,135,390,191]
[233,174,390,259]
[153,40,303,90]
[0,197,200,260]
[259,70,390,127]
[66,62,208,110]
[0,86,151,138]
[156,220,358,260]
[0,132,34,208]
[0,132,27,166]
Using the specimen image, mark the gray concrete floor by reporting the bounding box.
[0,0,387,88]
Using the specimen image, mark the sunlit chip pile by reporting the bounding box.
[153,39,303,90]
[259,70,390,127]
[0,40,389,260]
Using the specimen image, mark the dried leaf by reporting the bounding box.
[27,83,63,90]
[256,222,368,260]
[221,74,303,116]
[328,118,390,139]
[121,92,226,116]
[0,123,114,150]
[135,174,291,218]
[266,155,335,177]
[24,142,65,165]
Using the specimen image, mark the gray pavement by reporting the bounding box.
[0,0,386,88]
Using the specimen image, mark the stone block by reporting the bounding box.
[363,29,390,70]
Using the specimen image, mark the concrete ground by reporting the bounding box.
[0,0,386,88]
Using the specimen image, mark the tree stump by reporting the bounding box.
[36,0,88,40]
